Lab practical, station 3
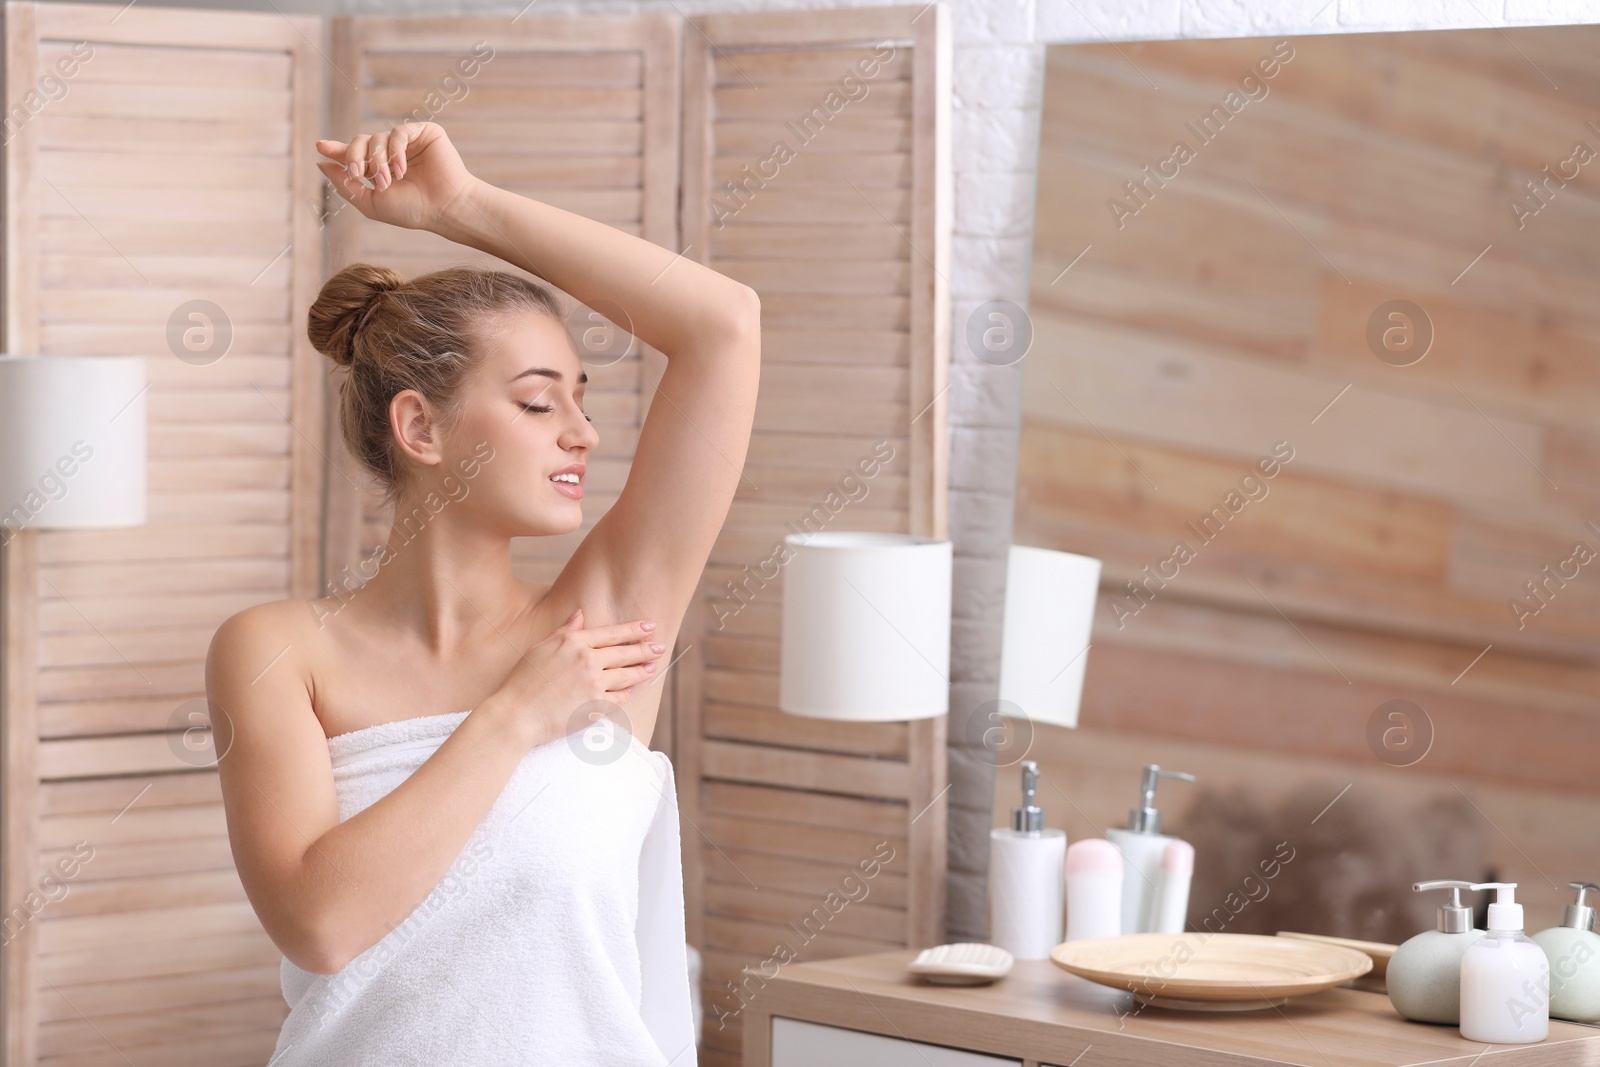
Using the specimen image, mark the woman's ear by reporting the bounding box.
[390,389,444,468]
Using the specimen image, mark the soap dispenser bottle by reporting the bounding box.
[1105,764,1195,935]
[1387,880,1485,1024]
[988,761,1067,960]
[1460,882,1549,1044]
[1531,882,1600,1023]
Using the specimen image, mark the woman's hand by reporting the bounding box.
[314,122,478,233]
[498,608,665,748]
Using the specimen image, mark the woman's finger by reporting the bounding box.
[386,124,411,183]
[367,133,392,191]
[608,659,665,694]
[345,133,371,181]
[575,619,661,648]
[594,639,665,670]
[313,137,349,163]
[316,160,371,213]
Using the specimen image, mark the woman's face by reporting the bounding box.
[435,309,600,537]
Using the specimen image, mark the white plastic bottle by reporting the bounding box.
[1459,882,1549,1044]
[1104,765,1195,935]
[1150,839,1194,935]
[1064,838,1122,941]
[988,761,1066,960]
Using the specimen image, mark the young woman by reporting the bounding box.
[205,121,758,1064]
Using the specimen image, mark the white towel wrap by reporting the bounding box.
[266,710,697,1067]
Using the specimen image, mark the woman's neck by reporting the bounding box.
[347,510,531,657]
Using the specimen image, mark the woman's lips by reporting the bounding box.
[551,478,583,500]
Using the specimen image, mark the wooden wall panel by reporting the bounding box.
[1,2,323,1064]
[1019,28,1600,930]
[676,7,950,1065]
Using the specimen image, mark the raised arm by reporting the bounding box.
[432,160,761,627]
[316,123,760,733]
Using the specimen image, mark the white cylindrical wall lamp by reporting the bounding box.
[0,354,147,534]
[997,544,1101,729]
[779,532,952,722]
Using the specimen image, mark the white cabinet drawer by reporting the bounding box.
[771,1016,1022,1066]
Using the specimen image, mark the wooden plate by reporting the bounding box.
[1276,931,1397,979]
[1050,932,1373,1003]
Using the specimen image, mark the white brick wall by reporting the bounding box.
[164,0,1600,939]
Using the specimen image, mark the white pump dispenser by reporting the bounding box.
[1459,882,1549,1044]
[1531,882,1600,1023]
[1387,880,1484,1024]
[988,761,1066,960]
[1105,765,1194,935]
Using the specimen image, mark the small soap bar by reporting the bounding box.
[907,942,1015,985]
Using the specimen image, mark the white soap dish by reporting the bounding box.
[907,942,1014,985]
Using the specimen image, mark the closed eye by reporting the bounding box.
[520,402,592,423]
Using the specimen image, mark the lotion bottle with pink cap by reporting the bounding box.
[1065,839,1123,941]
[1150,839,1194,934]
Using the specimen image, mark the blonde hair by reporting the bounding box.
[307,263,563,508]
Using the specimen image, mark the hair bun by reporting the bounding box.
[307,263,407,368]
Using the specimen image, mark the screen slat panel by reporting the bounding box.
[676,8,949,1064]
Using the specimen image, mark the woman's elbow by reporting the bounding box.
[735,282,760,326]
[723,283,761,348]
[289,935,347,976]
[275,912,350,975]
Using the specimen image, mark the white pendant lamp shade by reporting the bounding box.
[0,354,146,532]
[998,544,1101,729]
[779,532,952,722]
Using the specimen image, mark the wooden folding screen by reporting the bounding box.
[0,3,948,1064]
[673,7,949,1064]
[0,3,324,1064]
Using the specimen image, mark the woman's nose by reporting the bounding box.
[565,417,599,449]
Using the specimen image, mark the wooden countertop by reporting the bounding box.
[741,949,1600,1066]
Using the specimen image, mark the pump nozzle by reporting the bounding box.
[1563,881,1600,931]
[1127,764,1195,834]
[1011,760,1045,833]
[1470,881,1523,932]
[1413,879,1477,933]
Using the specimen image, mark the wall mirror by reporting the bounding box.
[1002,25,1600,941]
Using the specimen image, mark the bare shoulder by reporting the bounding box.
[205,598,321,738]
[205,597,344,970]
[207,598,318,679]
